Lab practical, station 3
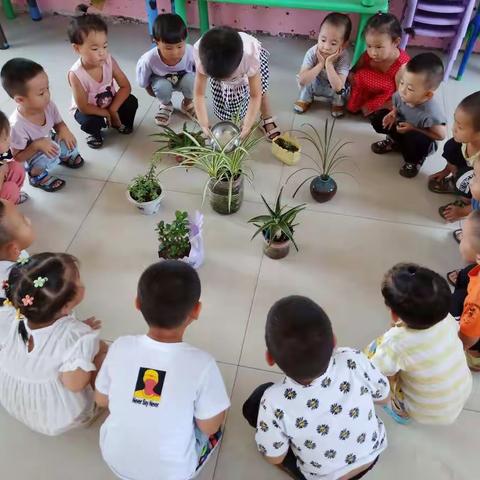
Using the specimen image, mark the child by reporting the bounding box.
[193,26,280,141]
[431,92,480,223]
[347,13,409,117]
[295,12,352,118]
[95,260,230,480]
[370,53,447,178]
[0,252,107,435]
[68,4,139,149]
[0,111,27,204]
[366,263,471,425]
[136,13,196,126]
[243,296,389,480]
[1,58,84,193]
[457,211,480,370]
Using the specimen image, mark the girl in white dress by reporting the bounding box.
[0,252,107,435]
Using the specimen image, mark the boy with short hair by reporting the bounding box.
[95,260,230,480]
[136,13,196,126]
[295,12,352,118]
[243,296,389,480]
[370,52,447,178]
[0,111,27,204]
[1,58,84,193]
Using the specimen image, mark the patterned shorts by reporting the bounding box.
[210,48,270,121]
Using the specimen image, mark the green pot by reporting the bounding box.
[310,175,337,203]
[208,176,244,215]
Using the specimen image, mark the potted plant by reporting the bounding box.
[158,125,262,215]
[272,132,301,165]
[127,163,164,215]
[248,187,306,260]
[286,119,351,203]
[156,210,204,268]
[152,123,205,163]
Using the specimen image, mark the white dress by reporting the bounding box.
[0,314,100,436]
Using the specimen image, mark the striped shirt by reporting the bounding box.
[371,315,472,425]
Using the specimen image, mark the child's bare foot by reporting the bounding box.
[439,201,471,222]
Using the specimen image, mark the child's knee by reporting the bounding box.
[0,181,21,203]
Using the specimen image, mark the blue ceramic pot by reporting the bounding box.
[310,175,337,203]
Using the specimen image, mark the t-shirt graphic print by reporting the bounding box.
[132,368,166,406]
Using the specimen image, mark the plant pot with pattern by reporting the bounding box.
[127,164,164,215]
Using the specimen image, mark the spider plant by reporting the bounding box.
[152,122,204,156]
[286,119,352,199]
[248,187,306,252]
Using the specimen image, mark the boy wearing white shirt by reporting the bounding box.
[95,260,230,480]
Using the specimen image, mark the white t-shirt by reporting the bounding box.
[0,314,99,435]
[96,335,230,480]
[256,348,389,480]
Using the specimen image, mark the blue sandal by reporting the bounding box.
[60,153,84,169]
[382,405,412,425]
[28,170,66,192]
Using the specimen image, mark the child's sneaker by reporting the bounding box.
[86,134,103,149]
[293,100,312,114]
[371,138,397,154]
[399,162,419,178]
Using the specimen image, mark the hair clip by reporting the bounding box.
[33,277,48,288]
[3,299,13,307]
[2,280,9,291]
[17,257,30,266]
[21,295,34,306]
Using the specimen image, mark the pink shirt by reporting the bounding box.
[9,101,63,151]
[194,32,262,87]
[69,54,117,111]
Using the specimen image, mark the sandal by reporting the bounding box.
[60,153,84,169]
[428,176,455,194]
[399,162,419,178]
[382,405,412,425]
[438,200,469,220]
[28,171,65,192]
[180,99,197,120]
[371,138,397,154]
[86,135,103,149]
[116,125,132,135]
[155,103,174,127]
[293,100,312,114]
[447,269,460,287]
[261,116,281,142]
[453,228,463,244]
[16,192,29,205]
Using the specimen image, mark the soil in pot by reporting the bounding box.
[158,241,191,260]
[208,176,244,215]
[310,175,337,203]
[275,138,299,153]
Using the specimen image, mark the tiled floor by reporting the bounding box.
[0,12,479,480]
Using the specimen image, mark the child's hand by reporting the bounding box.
[443,204,471,222]
[382,110,396,129]
[325,48,343,65]
[0,163,9,180]
[315,49,326,70]
[240,125,251,139]
[83,316,102,330]
[109,110,122,129]
[35,138,59,158]
[396,122,414,134]
[429,168,451,183]
[102,110,111,127]
[57,129,77,151]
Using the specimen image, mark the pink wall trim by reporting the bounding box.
[13,0,479,51]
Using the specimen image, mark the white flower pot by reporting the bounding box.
[127,187,164,215]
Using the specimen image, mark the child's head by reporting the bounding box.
[6,253,83,326]
[68,4,108,67]
[317,13,352,57]
[0,111,9,155]
[152,14,188,66]
[363,13,401,63]
[0,200,34,261]
[1,58,49,110]
[381,263,451,329]
[453,91,480,144]
[199,27,243,80]
[460,211,480,263]
[398,53,444,106]
[137,260,201,330]
[265,296,335,384]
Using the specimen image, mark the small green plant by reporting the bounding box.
[128,164,161,203]
[152,123,204,159]
[156,210,191,259]
[248,187,306,251]
[286,119,352,197]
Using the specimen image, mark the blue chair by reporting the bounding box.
[456,8,480,80]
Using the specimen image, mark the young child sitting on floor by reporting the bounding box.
[457,210,480,370]
[0,111,27,204]
[347,13,409,117]
[243,296,389,480]
[366,263,471,425]
[136,13,196,126]
[0,252,107,435]
[294,12,352,118]
[95,260,230,480]
[431,92,480,224]
[1,58,84,193]
[68,4,138,149]
[193,26,280,141]
[370,53,447,178]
